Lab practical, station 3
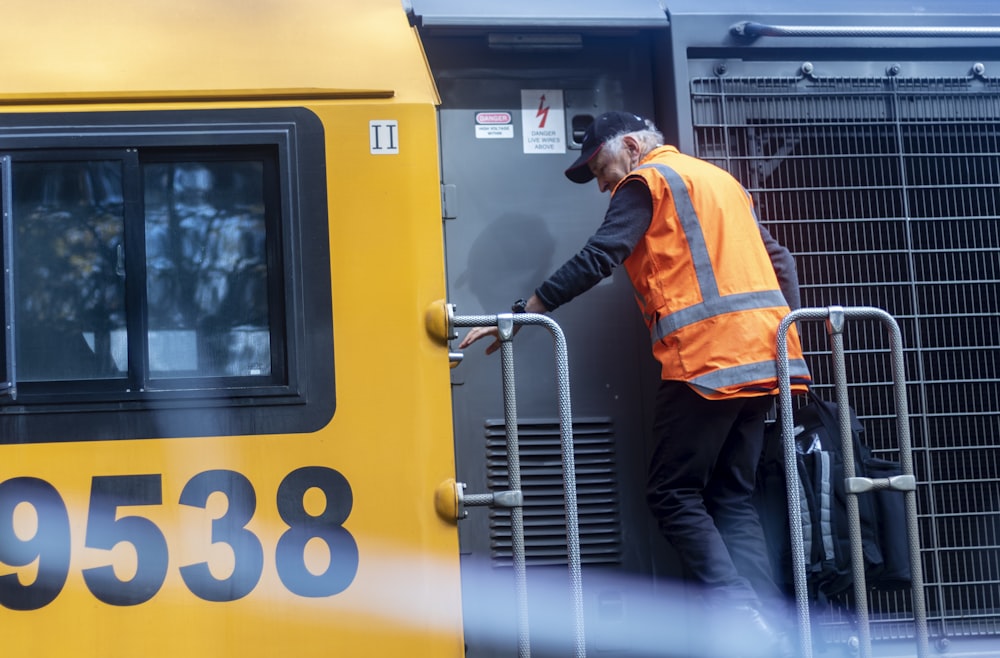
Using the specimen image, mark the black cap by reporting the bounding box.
[564,111,647,184]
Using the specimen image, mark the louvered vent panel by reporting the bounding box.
[485,417,622,567]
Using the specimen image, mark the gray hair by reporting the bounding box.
[603,121,664,159]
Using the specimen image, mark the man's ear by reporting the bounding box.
[622,134,642,157]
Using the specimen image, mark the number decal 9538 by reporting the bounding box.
[0,467,358,610]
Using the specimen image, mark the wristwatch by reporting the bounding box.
[511,298,528,313]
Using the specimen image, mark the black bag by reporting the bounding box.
[756,390,911,602]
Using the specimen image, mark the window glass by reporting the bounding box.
[143,160,271,379]
[12,161,127,382]
[0,109,333,442]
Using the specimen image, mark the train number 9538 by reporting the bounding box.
[0,467,358,610]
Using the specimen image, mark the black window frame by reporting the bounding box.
[0,108,334,443]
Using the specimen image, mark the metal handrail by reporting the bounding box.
[732,21,1000,40]
[776,305,929,658]
[451,310,586,658]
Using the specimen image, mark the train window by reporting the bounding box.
[12,158,128,383]
[9,151,282,388]
[142,155,277,382]
[0,109,333,443]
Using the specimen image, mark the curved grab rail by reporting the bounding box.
[451,310,586,658]
[777,305,928,658]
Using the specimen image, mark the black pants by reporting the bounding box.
[646,380,783,608]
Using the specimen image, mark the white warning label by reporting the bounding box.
[370,120,399,154]
[520,90,565,154]
[475,111,514,139]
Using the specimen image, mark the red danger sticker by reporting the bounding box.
[476,112,512,125]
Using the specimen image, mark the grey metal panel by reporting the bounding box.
[662,0,1000,54]
[664,0,1000,16]
[433,42,661,557]
[425,28,684,658]
[658,5,1000,155]
[406,0,668,28]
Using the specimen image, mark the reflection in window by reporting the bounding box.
[143,160,271,379]
[0,110,331,441]
[12,161,127,382]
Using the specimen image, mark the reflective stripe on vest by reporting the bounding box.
[637,162,787,342]
[689,358,812,392]
[642,163,719,299]
[653,289,789,342]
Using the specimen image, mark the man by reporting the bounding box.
[459,111,811,655]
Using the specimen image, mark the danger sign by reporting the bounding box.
[521,89,566,154]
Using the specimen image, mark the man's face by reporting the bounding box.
[588,143,634,193]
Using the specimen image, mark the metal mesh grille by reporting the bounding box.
[486,417,622,567]
[691,74,1000,643]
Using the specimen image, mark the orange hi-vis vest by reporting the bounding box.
[618,145,811,399]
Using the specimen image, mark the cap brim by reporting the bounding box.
[564,144,602,184]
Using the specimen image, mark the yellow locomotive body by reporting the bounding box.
[0,1,462,655]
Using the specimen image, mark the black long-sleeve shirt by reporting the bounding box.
[534,180,801,312]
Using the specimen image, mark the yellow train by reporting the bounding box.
[0,0,460,655]
[5,0,1000,656]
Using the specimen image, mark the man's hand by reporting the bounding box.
[458,326,509,355]
[457,294,547,355]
